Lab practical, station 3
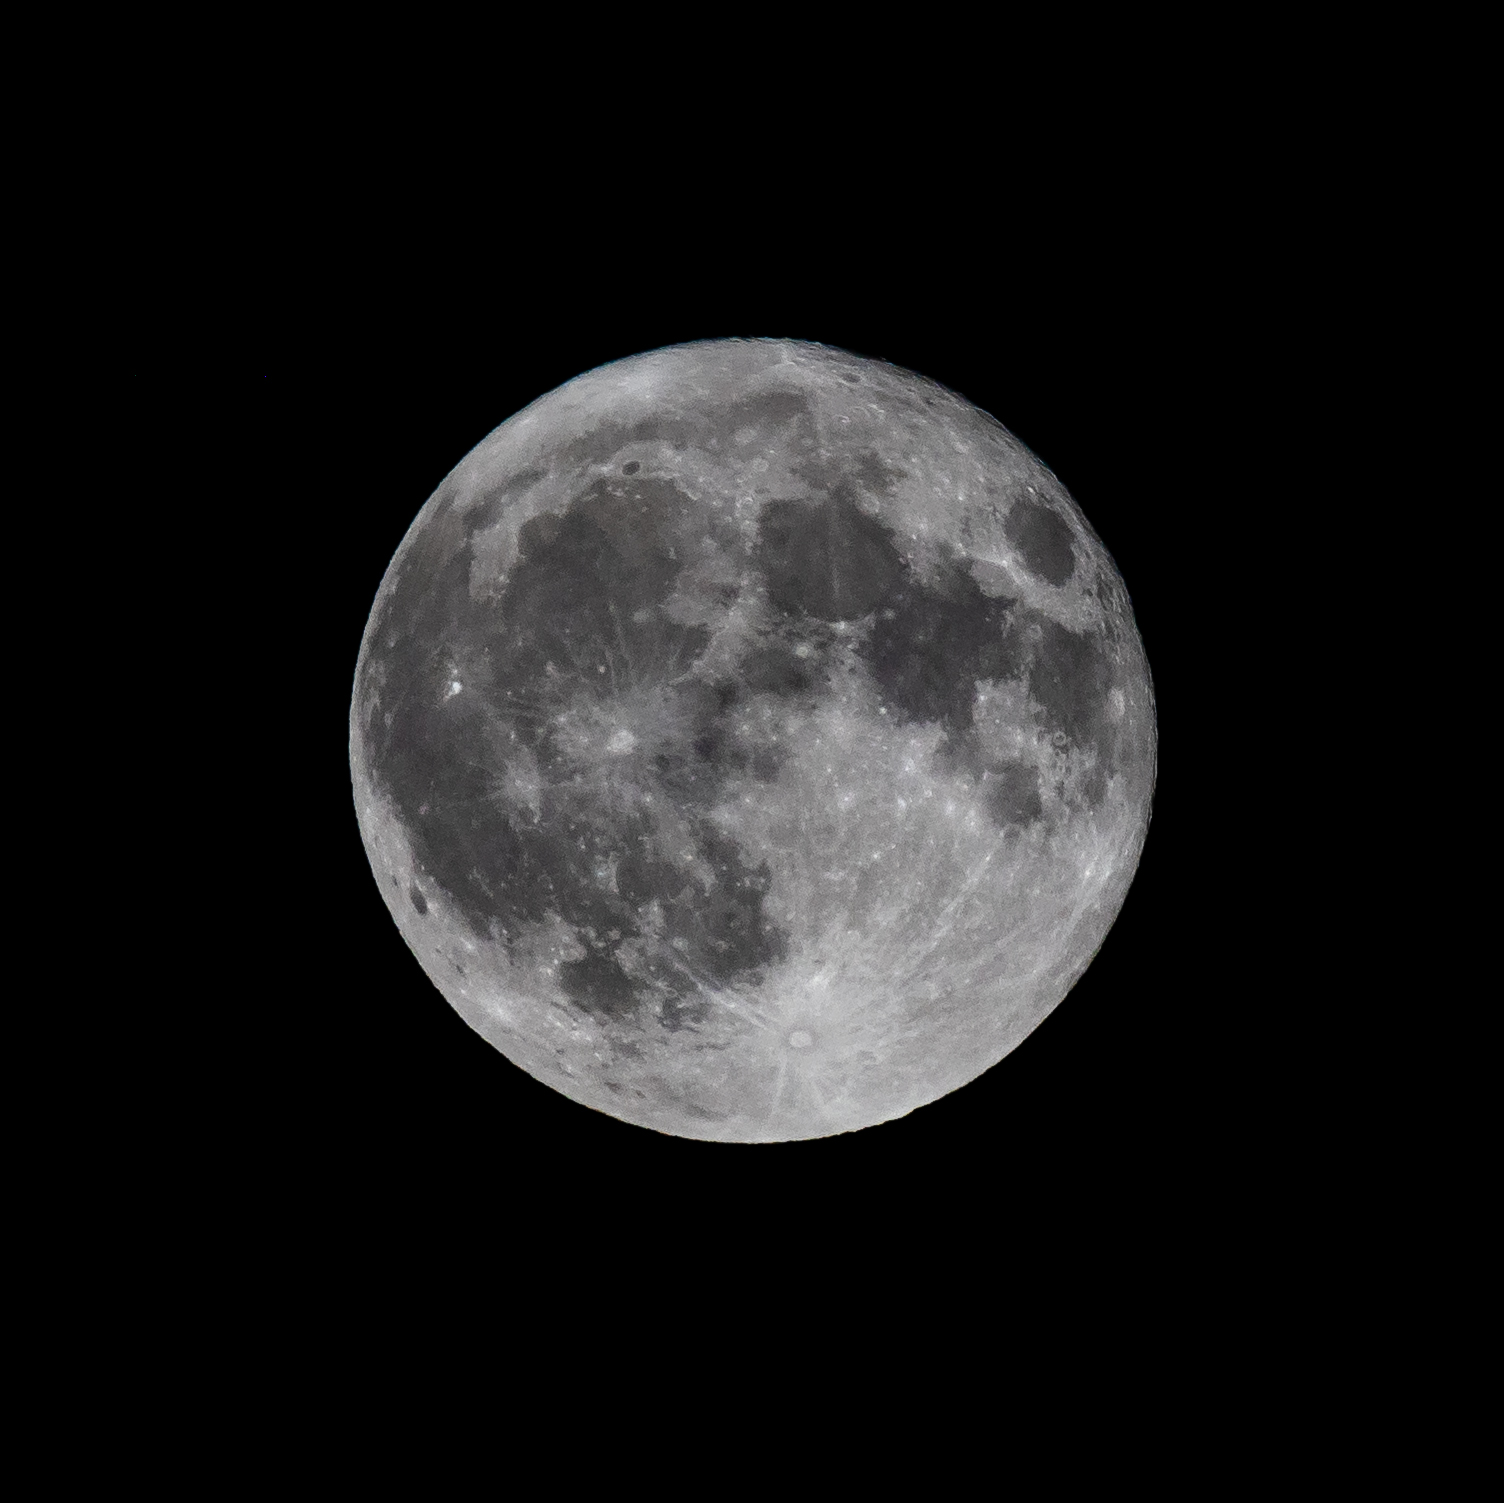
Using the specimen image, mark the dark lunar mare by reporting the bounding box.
[360,471,788,1026]
[1003,497,1077,586]
[982,761,1045,829]
[861,557,1021,736]
[1028,617,1116,804]
[752,484,1119,827]
[755,486,904,622]
[361,399,1122,1031]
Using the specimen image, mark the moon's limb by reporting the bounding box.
[350,339,1155,1141]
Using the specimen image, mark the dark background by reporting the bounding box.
[239,244,1257,1253]
[74,59,1375,1440]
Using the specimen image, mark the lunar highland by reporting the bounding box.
[350,340,1155,1140]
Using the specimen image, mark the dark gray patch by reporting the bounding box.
[466,466,548,533]
[850,451,906,496]
[652,749,717,809]
[1028,617,1112,754]
[659,992,709,1033]
[408,883,428,915]
[668,640,814,790]
[616,845,683,908]
[750,747,785,781]
[741,646,815,697]
[691,714,747,775]
[1081,758,1109,806]
[727,388,809,429]
[615,823,783,1024]
[558,419,633,469]
[559,949,639,1019]
[792,450,906,500]
[983,762,1043,829]
[668,823,781,985]
[677,1100,728,1123]
[860,554,1020,734]
[621,461,640,474]
[360,465,796,1025]
[498,479,715,707]
[627,414,704,451]
[363,477,704,947]
[1025,616,1117,807]
[756,488,905,621]
[683,681,746,774]
[1004,498,1076,586]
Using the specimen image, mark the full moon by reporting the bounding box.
[350,340,1155,1141]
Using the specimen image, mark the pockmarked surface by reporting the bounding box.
[351,340,1156,1140]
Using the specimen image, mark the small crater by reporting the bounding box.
[622,461,640,475]
[408,883,428,915]
[788,1029,815,1049]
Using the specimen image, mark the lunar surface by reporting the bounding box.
[350,340,1155,1141]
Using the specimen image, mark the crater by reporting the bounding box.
[1004,497,1076,586]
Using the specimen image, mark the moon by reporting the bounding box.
[350,339,1155,1141]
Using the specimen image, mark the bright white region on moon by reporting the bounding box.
[350,338,1156,1141]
